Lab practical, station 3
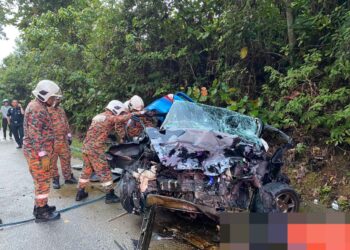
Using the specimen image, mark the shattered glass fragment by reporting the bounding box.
[161,101,263,146]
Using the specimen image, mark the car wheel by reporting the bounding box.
[251,182,300,213]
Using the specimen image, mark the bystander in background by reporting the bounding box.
[1,99,12,140]
[7,100,24,148]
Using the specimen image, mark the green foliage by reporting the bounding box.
[295,143,307,155]
[0,0,349,147]
[319,184,333,203]
[320,185,332,196]
[263,48,350,145]
[71,137,83,159]
[227,96,263,118]
[337,198,350,211]
[187,80,237,106]
[187,80,263,117]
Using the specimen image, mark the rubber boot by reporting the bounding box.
[65,174,78,184]
[33,204,56,216]
[35,206,60,223]
[52,177,60,189]
[105,190,120,204]
[76,188,88,201]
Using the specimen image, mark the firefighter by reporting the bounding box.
[48,97,77,189]
[23,80,62,222]
[76,100,138,204]
[122,95,156,141]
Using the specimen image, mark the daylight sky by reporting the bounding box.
[0,25,20,62]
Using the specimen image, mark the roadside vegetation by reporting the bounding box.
[71,138,83,159]
[0,0,349,210]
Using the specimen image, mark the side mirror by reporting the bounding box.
[271,147,284,166]
[270,147,284,177]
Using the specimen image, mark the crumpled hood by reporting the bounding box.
[146,127,262,176]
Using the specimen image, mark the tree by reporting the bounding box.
[0,0,349,145]
[285,0,296,51]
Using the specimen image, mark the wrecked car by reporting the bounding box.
[106,101,300,249]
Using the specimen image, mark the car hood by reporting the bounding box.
[146,127,264,176]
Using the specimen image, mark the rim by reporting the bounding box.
[276,192,298,213]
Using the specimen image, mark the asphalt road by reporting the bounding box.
[0,138,142,250]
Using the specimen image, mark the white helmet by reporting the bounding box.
[125,95,144,111]
[106,100,127,115]
[32,80,62,102]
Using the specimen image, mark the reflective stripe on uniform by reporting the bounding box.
[101,180,113,187]
[79,178,89,183]
[36,193,49,199]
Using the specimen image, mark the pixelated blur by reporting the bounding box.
[220,213,350,250]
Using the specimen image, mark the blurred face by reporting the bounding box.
[46,96,56,107]
[3,101,9,106]
[53,97,61,107]
[12,100,18,107]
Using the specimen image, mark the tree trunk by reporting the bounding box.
[285,0,296,50]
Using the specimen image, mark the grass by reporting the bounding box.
[71,137,83,159]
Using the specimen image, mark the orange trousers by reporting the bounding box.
[26,156,51,207]
[51,139,72,180]
[78,152,113,192]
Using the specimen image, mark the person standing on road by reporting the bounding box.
[76,100,138,204]
[23,80,62,223]
[7,100,24,148]
[48,97,78,189]
[1,99,12,140]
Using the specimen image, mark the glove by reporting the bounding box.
[40,156,51,172]
[145,110,156,117]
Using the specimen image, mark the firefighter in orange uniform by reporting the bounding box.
[48,97,77,189]
[76,100,139,204]
[23,80,62,222]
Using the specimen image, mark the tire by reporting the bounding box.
[118,176,136,213]
[136,206,156,250]
[251,182,300,213]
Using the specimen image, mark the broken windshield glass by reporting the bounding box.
[161,101,262,146]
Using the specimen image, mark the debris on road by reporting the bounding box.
[108,211,128,222]
[165,226,218,250]
[152,232,173,241]
[331,200,339,211]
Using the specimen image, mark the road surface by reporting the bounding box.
[0,138,143,250]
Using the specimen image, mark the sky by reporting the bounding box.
[0,25,20,62]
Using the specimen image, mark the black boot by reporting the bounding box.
[33,204,56,216]
[35,206,60,223]
[76,188,88,201]
[105,190,120,204]
[53,177,60,189]
[65,174,78,184]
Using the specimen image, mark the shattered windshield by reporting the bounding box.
[161,102,262,145]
